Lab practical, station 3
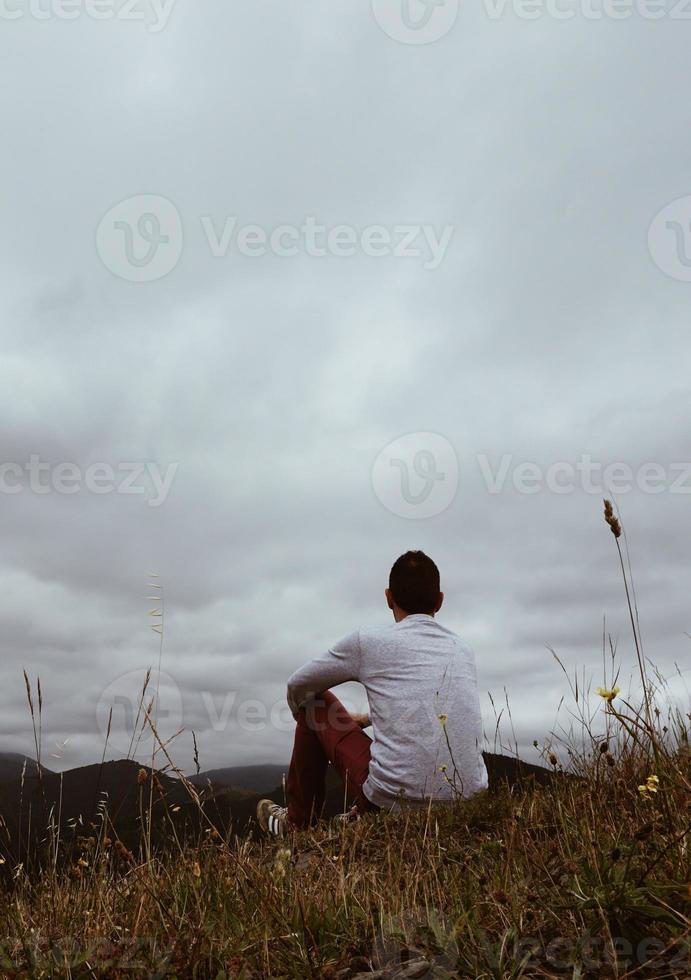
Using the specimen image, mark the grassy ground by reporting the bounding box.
[0,503,689,978]
[0,739,688,978]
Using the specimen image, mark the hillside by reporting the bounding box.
[0,751,556,867]
[189,751,555,795]
[189,763,288,793]
[0,751,49,784]
[0,738,686,977]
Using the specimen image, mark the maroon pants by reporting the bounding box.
[286,690,379,828]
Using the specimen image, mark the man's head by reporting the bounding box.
[386,551,444,621]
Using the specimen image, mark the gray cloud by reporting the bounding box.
[1,0,689,775]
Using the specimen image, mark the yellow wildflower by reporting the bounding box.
[438,713,448,725]
[596,686,620,703]
[638,774,660,798]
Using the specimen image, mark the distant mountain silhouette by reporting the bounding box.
[0,751,556,868]
[189,764,288,794]
[0,759,194,868]
[481,751,555,788]
[0,752,49,784]
[191,753,554,795]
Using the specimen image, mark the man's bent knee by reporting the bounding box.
[302,691,357,735]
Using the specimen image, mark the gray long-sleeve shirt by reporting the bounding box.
[287,614,488,809]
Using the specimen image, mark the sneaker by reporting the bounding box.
[332,805,360,826]
[257,799,289,837]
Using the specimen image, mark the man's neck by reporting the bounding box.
[393,609,434,623]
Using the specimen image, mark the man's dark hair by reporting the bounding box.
[388,551,440,615]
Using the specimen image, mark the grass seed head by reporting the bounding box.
[603,499,622,538]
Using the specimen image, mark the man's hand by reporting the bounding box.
[350,712,371,729]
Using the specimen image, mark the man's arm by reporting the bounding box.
[287,630,361,718]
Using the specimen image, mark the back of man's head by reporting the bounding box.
[388,551,441,615]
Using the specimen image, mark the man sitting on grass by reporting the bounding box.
[258,551,488,836]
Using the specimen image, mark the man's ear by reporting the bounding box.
[385,588,395,611]
[435,592,444,613]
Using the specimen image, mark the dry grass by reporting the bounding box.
[0,742,688,978]
[0,503,689,979]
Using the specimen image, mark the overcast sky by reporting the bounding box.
[1,0,689,775]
